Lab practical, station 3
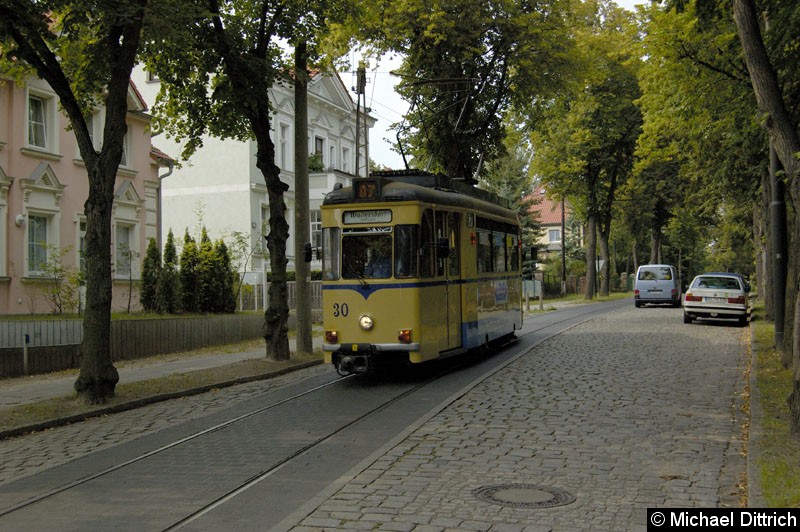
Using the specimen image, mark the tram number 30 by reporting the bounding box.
[332,303,349,317]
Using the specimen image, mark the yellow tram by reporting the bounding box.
[321,171,523,374]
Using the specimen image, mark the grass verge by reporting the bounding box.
[525,291,631,313]
[750,306,800,507]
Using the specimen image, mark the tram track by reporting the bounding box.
[0,299,628,531]
[163,363,460,531]
[0,376,355,519]
[0,344,479,530]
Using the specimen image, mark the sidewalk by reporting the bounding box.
[0,336,322,411]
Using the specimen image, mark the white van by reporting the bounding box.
[634,264,681,307]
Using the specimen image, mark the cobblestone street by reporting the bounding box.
[291,306,748,531]
[0,304,748,531]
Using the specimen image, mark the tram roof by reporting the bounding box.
[323,170,517,221]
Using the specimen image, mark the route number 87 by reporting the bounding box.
[332,303,349,317]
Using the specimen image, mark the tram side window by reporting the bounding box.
[420,210,435,278]
[477,229,492,273]
[435,211,447,276]
[493,232,506,272]
[395,225,419,278]
[322,227,340,280]
[508,234,520,272]
[448,212,460,277]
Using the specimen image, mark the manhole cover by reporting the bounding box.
[473,484,576,509]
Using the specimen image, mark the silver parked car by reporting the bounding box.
[634,264,681,307]
[683,272,750,326]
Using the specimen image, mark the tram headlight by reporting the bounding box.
[358,314,374,330]
[325,330,339,343]
[398,329,413,343]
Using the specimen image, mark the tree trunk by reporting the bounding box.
[74,105,129,402]
[759,166,772,320]
[74,163,119,403]
[254,125,291,361]
[733,0,800,438]
[770,146,788,356]
[649,227,661,264]
[791,273,800,437]
[598,226,610,297]
[584,214,597,300]
[784,207,797,363]
[294,43,313,355]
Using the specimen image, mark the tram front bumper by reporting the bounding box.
[324,342,422,373]
[323,342,422,353]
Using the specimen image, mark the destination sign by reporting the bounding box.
[343,210,392,224]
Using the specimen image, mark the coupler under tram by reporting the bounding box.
[329,343,421,376]
[332,346,373,375]
[335,352,370,375]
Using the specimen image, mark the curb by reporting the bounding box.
[0,359,322,441]
[747,322,765,507]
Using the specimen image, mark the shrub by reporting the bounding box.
[141,238,161,312]
[157,229,181,314]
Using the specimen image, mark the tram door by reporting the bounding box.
[437,211,462,350]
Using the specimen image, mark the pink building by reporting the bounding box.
[0,76,172,315]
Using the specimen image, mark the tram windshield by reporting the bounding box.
[324,225,420,280]
[343,234,392,279]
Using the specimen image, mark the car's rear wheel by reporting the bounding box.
[683,313,692,324]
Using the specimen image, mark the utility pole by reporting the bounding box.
[354,62,367,178]
[770,144,787,351]
[294,42,312,355]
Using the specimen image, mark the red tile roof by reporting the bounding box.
[528,185,568,226]
[150,145,175,165]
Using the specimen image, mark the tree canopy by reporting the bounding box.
[359,0,574,181]
[528,0,642,298]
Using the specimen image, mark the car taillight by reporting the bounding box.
[728,296,746,305]
[634,289,640,297]
[685,293,703,302]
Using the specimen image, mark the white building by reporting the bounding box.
[132,66,375,273]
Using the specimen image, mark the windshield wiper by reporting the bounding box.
[344,263,370,290]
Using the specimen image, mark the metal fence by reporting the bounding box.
[540,274,584,296]
[0,319,83,348]
[0,314,264,350]
[0,314,266,377]
[237,280,323,312]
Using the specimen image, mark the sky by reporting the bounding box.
[351,0,645,170]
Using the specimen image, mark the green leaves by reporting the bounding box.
[365,0,574,180]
